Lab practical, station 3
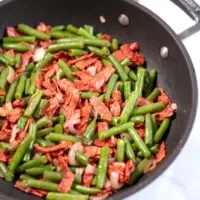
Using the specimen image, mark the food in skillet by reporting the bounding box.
[0,23,177,199]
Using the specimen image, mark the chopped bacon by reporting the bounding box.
[35,74,44,89]
[75,57,98,70]
[90,66,115,91]
[97,122,109,134]
[96,188,113,197]
[68,53,94,65]
[84,146,101,159]
[57,170,74,192]
[90,96,112,121]
[100,34,111,41]
[34,142,72,153]
[6,50,15,57]
[73,70,93,81]
[83,164,96,187]
[157,88,171,105]
[156,142,166,163]
[124,160,135,183]
[39,40,52,48]
[109,162,125,183]
[0,90,6,96]
[130,42,140,51]
[136,97,152,106]
[136,128,145,138]
[7,27,20,37]
[44,97,60,118]
[0,149,8,162]
[36,22,51,34]
[57,79,74,91]
[94,136,116,148]
[15,181,47,198]
[110,101,121,117]
[94,60,103,72]
[113,44,144,65]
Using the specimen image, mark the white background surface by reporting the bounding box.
[127,1,200,200]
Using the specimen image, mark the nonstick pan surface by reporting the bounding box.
[0,0,197,199]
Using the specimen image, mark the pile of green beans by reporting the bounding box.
[0,22,176,200]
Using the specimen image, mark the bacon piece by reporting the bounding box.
[39,40,52,48]
[130,42,140,51]
[6,27,20,37]
[90,66,115,91]
[35,74,44,89]
[109,162,125,183]
[73,70,93,81]
[84,146,101,159]
[157,88,171,105]
[57,170,74,192]
[90,96,112,121]
[75,57,98,70]
[110,101,121,117]
[0,90,6,96]
[100,34,111,41]
[156,142,166,163]
[83,164,96,187]
[44,97,60,118]
[36,22,51,33]
[136,97,152,106]
[96,187,113,197]
[94,60,103,72]
[68,53,94,65]
[34,142,72,153]
[97,122,109,134]
[124,160,135,183]
[0,150,8,162]
[57,79,74,91]
[94,136,116,148]
[44,63,59,80]
[136,128,145,138]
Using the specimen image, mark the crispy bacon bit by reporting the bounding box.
[90,96,112,121]
[100,34,111,41]
[39,40,52,48]
[94,136,116,148]
[97,122,108,134]
[68,53,94,65]
[130,42,140,51]
[36,22,51,33]
[154,104,175,121]
[34,142,72,153]
[124,160,135,183]
[110,101,121,117]
[73,70,93,81]
[109,162,125,183]
[0,90,6,96]
[136,128,145,138]
[83,164,96,187]
[84,146,101,159]
[75,57,98,70]
[7,27,20,37]
[157,88,171,105]
[0,149,8,162]
[57,170,74,192]
[156,142,166,163]
[136,97,152,106]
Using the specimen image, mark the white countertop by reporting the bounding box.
[127,1,200,200]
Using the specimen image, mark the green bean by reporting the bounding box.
[0,162,14,181]
[0,54,14,66]
[96,33,102,39]
[117,81,123,92]
[91,176,97,186]
[98,94,105,101]
[25,62,35,72]
[35,53,53,69]
[129,159,148,184]
[87,46,108,57]
[105,74,118,100]
[33,99,48,118]
[66,24,79,34]
[51,25,65,32]
[47,192,89,200]
[21,179,58,191]
[154,118,171,143]
[120,91,139,124]
[58,59,75,81]
[69,49,87,57]
[151,115,158,132]
[28,68,40,95]
[48,42,84,53]
[3,36,36,43]
[132,101,166,116]
[24,89,43,117]
[124,65,130,74]
[75,152,89,166]
[17,117,28,130]
[135,67,146,96]
[52,116,59,124]
[2,43,30,52]
[130,115,145,124]
[0,67,9,90]
[36,138,54,147]
[145,113,153,147]
[37,127,55,137]
[18,24,50,40]
[14,53,21,68]
[96,146,109,189]
[0,142,14,152]
[116,139,125,162]
[81,92,99,99]
[129,70,137,81]
[59,113,65,125]
[50,31,75,39]
[99,122,133,140]
[77,27,96,39]
[101,58,112,66]
[121,58,131,67]
[8,123,36,172]
[36,116,51,129]
[124,81,132,99]
[43,171,62,182]
[26,165,54,176]
[84,25,94,35]
[124,138,136,162]
[6,80,18,102]
[111,38,119,51]
[69,190,82,195]
[17,155,47,173]
[82,118,96,145]
[108,55,128,82]
[45,133,78,143]
[15,75,26,100]
[128,127,151,158]
[23,139,35,162]
[144,68,157,97]
[147,87,160,101]
[109,116,121,126]
[19,174,36,180]
[25,78,30,95]
[73,184,100,194]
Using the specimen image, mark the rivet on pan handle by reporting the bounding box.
[170,0,200,40]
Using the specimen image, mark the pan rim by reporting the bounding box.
[0,0,197,199]
[110,0,198,199]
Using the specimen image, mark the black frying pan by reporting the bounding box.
[0,0,198,199]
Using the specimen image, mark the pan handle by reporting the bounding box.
[170,0,200,40]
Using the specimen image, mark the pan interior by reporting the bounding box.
[0,0,197,199]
